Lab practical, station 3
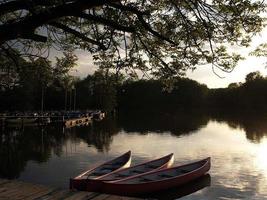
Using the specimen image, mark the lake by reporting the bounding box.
[1,110,267,199]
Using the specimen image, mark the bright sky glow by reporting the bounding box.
[70,28,267,89]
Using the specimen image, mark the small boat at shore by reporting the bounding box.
[100,153,174,181]
[82,153,174,192]
[70,151,131,190]
[102,157,210,195]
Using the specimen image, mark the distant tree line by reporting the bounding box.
[118,78,208,111]
[207,71,267,111]
[1,56,267,113]
[77,70,267,112]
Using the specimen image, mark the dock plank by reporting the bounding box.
[0,179,143,200]
[0,181,54,200]
[0,180,9,185]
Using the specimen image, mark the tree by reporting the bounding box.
[54,52,78,111]
[0,51,25,90]
[75,70,124,111]
[33,58,53,112]
[245,71,264,83]
[0,0,265,79]
[228,82,242,89]
[91,69,122,112]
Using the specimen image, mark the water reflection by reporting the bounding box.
[73,119,119,152]
[0,120,118,179]
[144,174,211,200]
[1,111,267,199]
[209,112,267,143]
[118,110,209,136]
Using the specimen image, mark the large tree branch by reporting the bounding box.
[108,2,150,16]
[0,0,78,16]
[137,15,177,45]
[75,12,136,33]
[0,0,119,44]
[108,3,176,45]
[48,22,106,50]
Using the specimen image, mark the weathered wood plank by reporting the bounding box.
[0,181,54,200]
[63,191,91,200]
[92,194,141,200]
[0,179,143,200]
[0,180,9,185]
[33,189,69,200]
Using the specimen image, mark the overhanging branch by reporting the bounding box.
[48,22,106,50]
[75,12,136,33]
[0,0,119,44]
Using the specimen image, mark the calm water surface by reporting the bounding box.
[1,111,267,199]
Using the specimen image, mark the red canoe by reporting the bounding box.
[100,153,174,181]
[101,157,211,195]
[84,153,174,192]
[70,151,131,190]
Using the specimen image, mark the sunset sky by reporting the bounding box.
[70,28,267,89]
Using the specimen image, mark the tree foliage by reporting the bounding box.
[208,71,267,111]
[0,52,77,110]
[245,71,263,82]
[76,69,124,112]
[0,0,265,79]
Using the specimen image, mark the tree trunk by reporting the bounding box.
[64,89,68,111]
[74,88,76,111]
[41,86,44,114]
[69,89,72,111]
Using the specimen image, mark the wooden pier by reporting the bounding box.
[0,179,143,200]
[64,116,92,128]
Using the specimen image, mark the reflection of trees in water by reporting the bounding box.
[0,126,66,179]
[0,119,119,179]
[118,110,209,137]
[209,111,267,143]
[2,110,266,180]
[141,174,211,200]
[71,118,120,152]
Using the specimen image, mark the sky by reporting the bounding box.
[70,28,267,89]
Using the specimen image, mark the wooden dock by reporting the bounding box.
[64,116,92,128]
[0,179,143,200]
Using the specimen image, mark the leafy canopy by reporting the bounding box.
[0,0,265,80]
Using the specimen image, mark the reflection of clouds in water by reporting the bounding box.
[3,114,267,198]
[180,166,267,200]
[255,139,267,177]
[109,121,267,199]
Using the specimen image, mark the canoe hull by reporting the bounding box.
[85,153,174,192]
[70,151,131,190]
[102,158,210,195]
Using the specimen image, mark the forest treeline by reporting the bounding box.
[119,71,267,112]
[1,54,267,112]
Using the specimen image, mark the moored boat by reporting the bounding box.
[70,151,131,190]
[84,153,174,192]
[100,153,174,181]
[102,157,210,195]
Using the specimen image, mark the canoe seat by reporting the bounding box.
[158,174,173,178]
